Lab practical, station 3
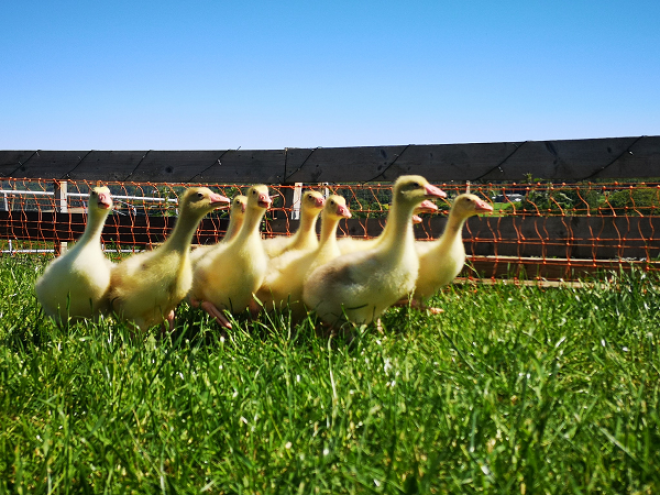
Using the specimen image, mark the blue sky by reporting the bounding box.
[2,0,659,150]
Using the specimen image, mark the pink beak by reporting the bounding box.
[337,204,352,219]
[97,192,112,210]
[241,203,246,213]
[258,193,272,209]
[418,199,439,213]
[209,193,231,207]
[315,196,326,208]
[425,184,447,199]
[412,214,423,225]
[475,199,494,213]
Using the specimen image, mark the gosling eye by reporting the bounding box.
[197,192,204,199]
[411,182,420,188]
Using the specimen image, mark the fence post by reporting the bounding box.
[290,182,303,221]
[54,180,68,255]
[279,182,303,223]
[2,193,12,254]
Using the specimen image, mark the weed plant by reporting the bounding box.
[0,256,659,493]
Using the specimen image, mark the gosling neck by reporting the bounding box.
[448,209,469,233]
[290,211,319,249]
[236,207,266,243]
[437,209,470,247]
[319,215,341,249]
[77,209,110,247]
[222,215,244,243]
[164,209,207,254]
[379,199,417,259]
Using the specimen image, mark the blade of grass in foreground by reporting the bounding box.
[0,256,659,493]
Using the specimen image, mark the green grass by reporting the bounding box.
[1,256,659,494]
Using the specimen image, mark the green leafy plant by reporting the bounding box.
[605,187,660,216]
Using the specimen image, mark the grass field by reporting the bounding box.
[0,256,659,494]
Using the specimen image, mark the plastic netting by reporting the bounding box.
[1,178,658,280]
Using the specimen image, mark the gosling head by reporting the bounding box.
[180,187,230,218]
[302,190,326,212]
[231,195,248,215]
[412,199,439,224]
[246,185,272,210]
[324,195,352,221]
[89,186,112,213]
[452,193,494,218]
[393,175,447,208]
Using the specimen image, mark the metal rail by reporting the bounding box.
[1,188,177,254]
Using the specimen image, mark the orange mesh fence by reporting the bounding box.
[1,178,659,281]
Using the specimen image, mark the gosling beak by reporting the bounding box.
[209,193,231,207]
[424,184,447,199]
[337,204,352,219]
[417,199,439,213]
[258,193,272,209]
[315,196,326,208]
[97,192,112,210]
[412,214,423,224]
[241,203,246,213]
[475,199,494,213]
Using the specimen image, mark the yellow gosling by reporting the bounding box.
[303,176,446,327]
[106,187,229,331]
[190,185,272,329]
[36,186,113,323]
